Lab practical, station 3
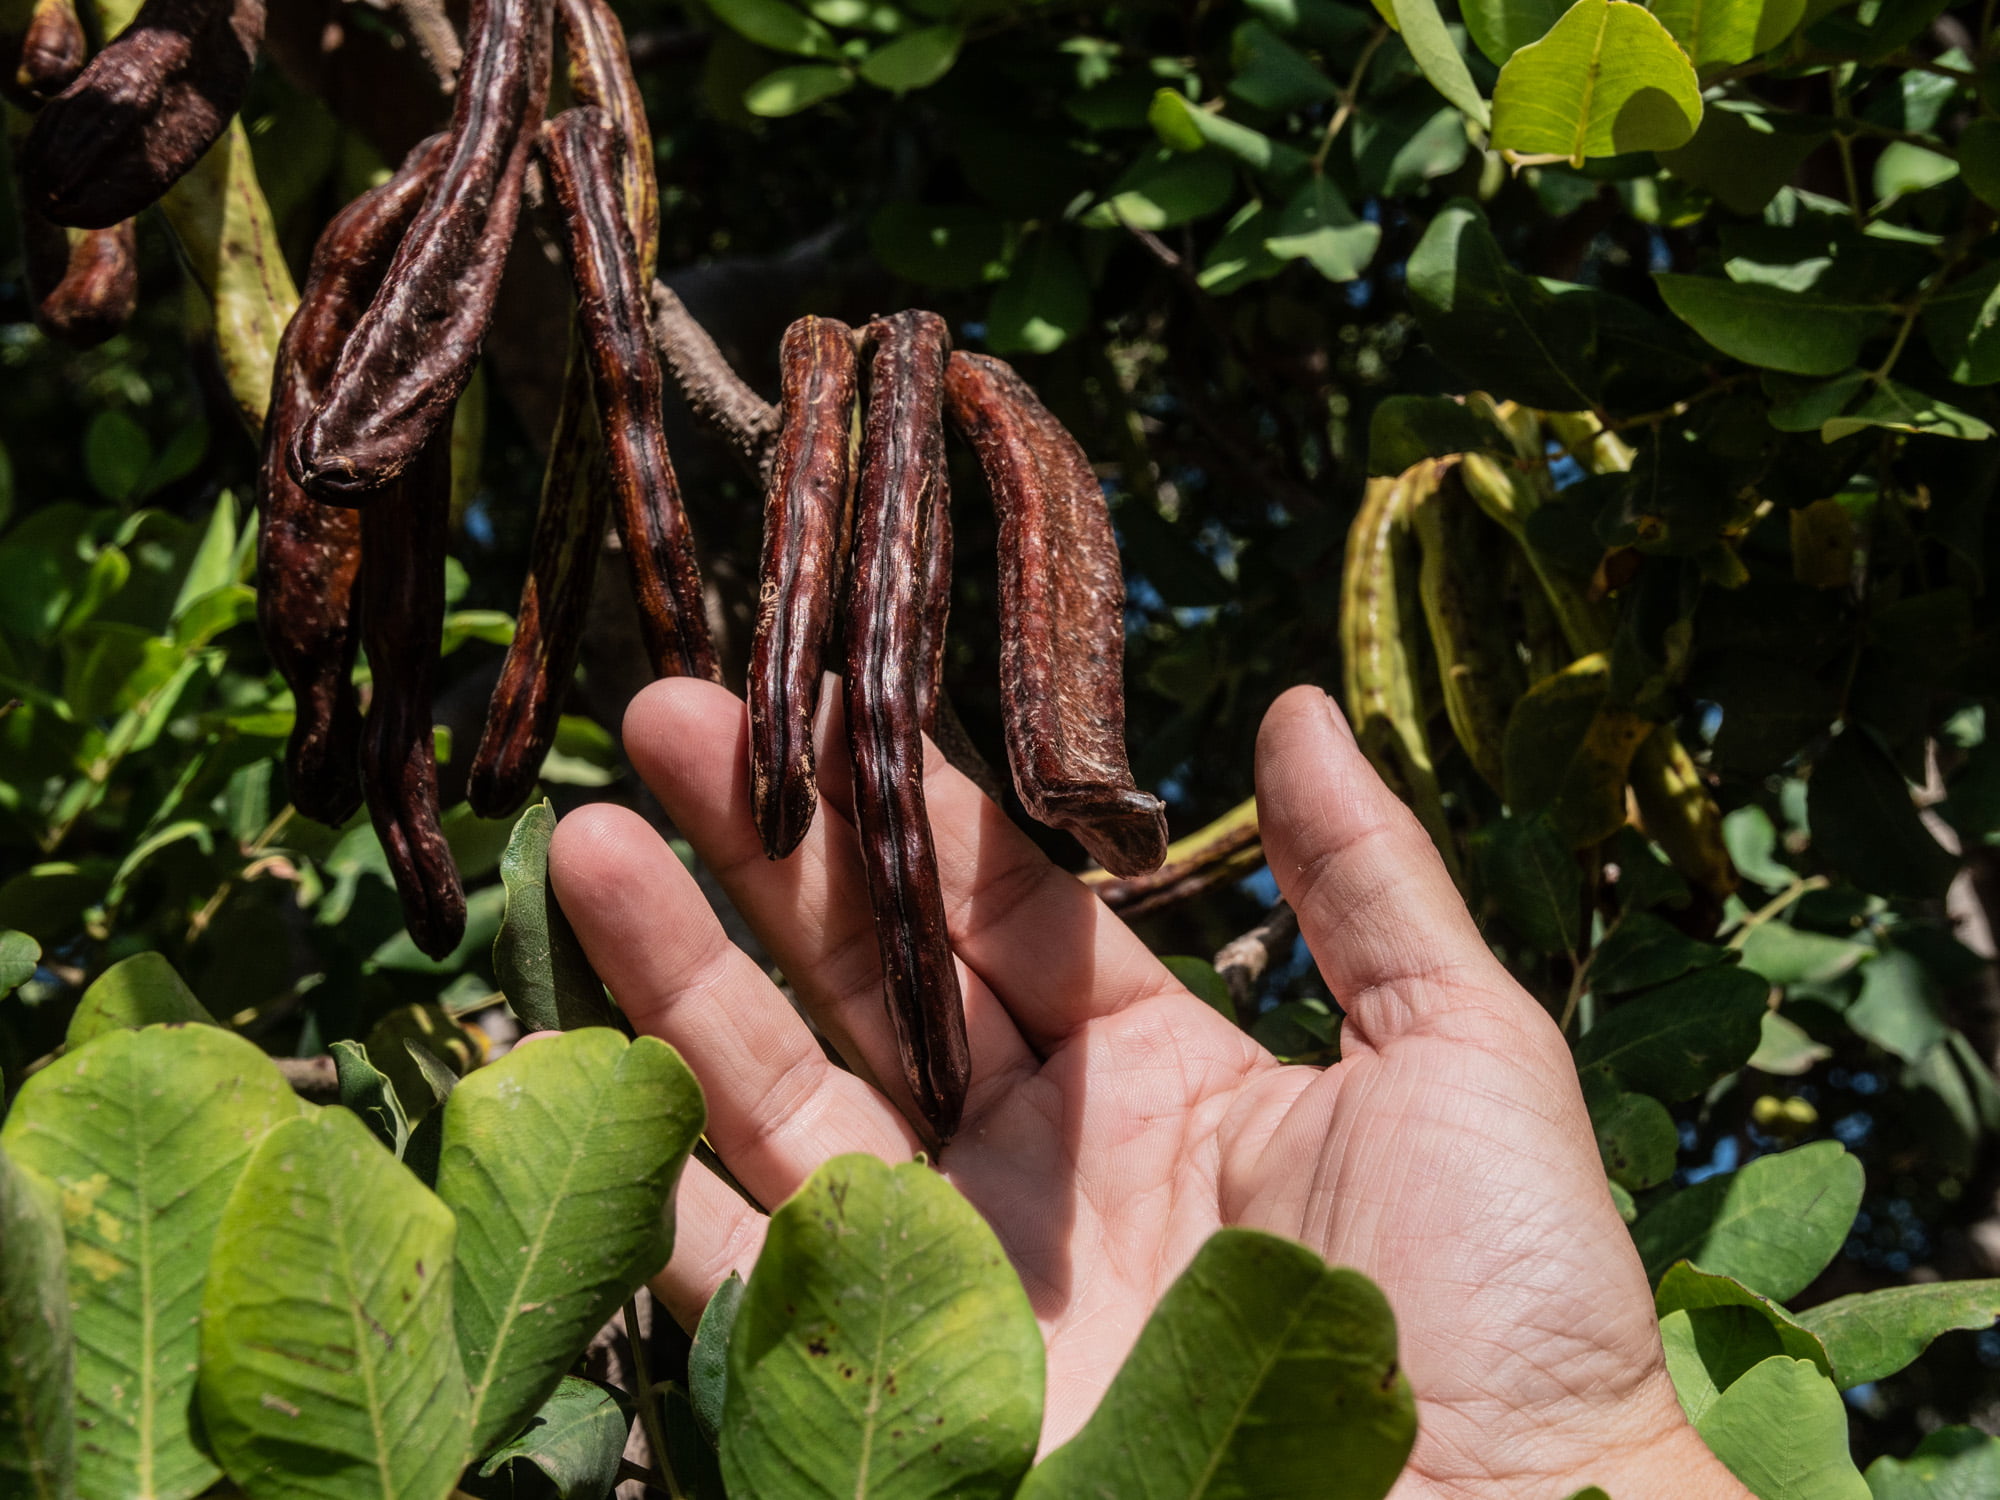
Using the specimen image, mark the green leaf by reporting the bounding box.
[1388,0,1491,127]
[858,25,961,91]
[1081,148,1236,231]
[987,235,1091,355]
[690,1273,745,1446]
[722,1154,1044,1500]
[1229,21,1340,111]
[1462,0,1566,62]
[438,1030,705,1455]
[1660,101,1827,215]
[1352,97,1472,196]
[1367,396,1495,475]
[475,1377,633,1500]
[1149,89,1311,179]
[65,951,217,1049]
[1263,176,1382,281]
[1865,1427,2000,1499]
[0,1150,74,1500]
[1504,655,1655,848]
[1846,947,1947,1062]
[1748,1011,1833,1075]
[1649,0,1805,68]
[199,1108,470,1500]
[168,491,241,622]
[332,1039,412,1157]
[1020,1228,1414,1500]
[1470,814,1582,953]
[1694,1357,1870,1499]
[1655,1263,1835,1380]
[1160,955,1236,1019]
[1808,729,1959,901]
[1655,274,1886,376]
[1736,923,1867,986]
[1819,379,1994,443]
[1196,200,1288,293]
[1588,1083,1678,1190]
[1959,119,2000,210]
[493,803,618,1034]
[704,0,837,56]
[1722,806,1795,890]
[1630,1140,1864,1296]
[1922,261,2000,386]
[84,410,152,503]
[1575,965,1769,1102]
[1,1026,297,1500]
[0,931,39,997]
[1590,912,1728,995]
[869,202,1010,287]
[1796,1279,2000,1389]
[1490,0,1701,162]
[1871,141,1957,204]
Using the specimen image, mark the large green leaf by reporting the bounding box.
[473,1377,632,1500]
[1019,1229,1414,1500]
[1462,0,1566,62]
[1922,261,2000,386]
[1149,89,1311,180]
[1649,0,1805,67]
[1809,729,1959,901]
[0,930,38,997]
[0,1149,74,1500]
[64,950,216,1048]
[1470,814,1582,953]
[1630,1141,1864,1296]
[438,1030,704,1455]
[704,0,837,55]
[1866,1428,2000,1499]
[1504,655,1655,848]
[1796,1280,2000,1389]
[1655,1264,1834,1385]
[492,803,617,1034]
[1694,1357,1870,1499]
[988,235,1091,356]
[1263,177,1382,282]
[1388,0,1491,127]
[722,1155,1044,1500]
[0,1025,296,1500]
[689,1273,744,1446]
[1574,965,1768,1102]
[1655,274,1886,376]
[1590,912,1728,996]
[1080,149,1236,231]
[858,24,962,91]
[199,1108,470,1500]
[1490,0,1701,162]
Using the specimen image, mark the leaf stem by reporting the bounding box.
[1725,875,1830,948]
[1314,26,1389,171]
[625,1297,685,1500]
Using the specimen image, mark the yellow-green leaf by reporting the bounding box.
[1648,0,1804,69]
[1491,0,1702,163]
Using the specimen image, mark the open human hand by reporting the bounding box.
[549,679,1750,1500]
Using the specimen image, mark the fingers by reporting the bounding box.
[624,677,1175,1059]
[1255,686,1521,1041]
[652,1158,767,1329]
[549,800,922,1208]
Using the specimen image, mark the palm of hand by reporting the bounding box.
[551,682,1728,1500]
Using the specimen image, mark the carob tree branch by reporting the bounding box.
[651,279,782,479]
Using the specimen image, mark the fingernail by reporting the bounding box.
[1321,690,1356,744]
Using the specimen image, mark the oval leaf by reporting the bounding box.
[1020,1228,1414,1500]
[722,1154,1044,1500]
[1655,274,1886,376]
[199,1108,470,1500]
[987,236,1091,356]
[858,25,962,91]
[65,950,216,1049]
[0,1150,74,1500]
[1389,0,1492,126]
[492,803,618,1033]
[438,1030,704,1455]
[1491,0,1702,162]
[1693,1356,1870,1499]
[1795,1279,2000,1389]
[1574,964,1769,1102]
[1630,1140,1864,1297]
[704,0,837,56]
[744,63,856,116]
[1,1026,297,1500]
[1649,0,1806,68]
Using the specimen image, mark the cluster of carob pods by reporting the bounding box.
[8,0,1169,1138]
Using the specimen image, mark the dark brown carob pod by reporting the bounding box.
[358,432,465,961]
[466,337,608,817]
[554,0,653,278]
[538,105,718,683]
[291,0,553,497]
[943,351,1167,878]
[20,0,265,228]
[848,309,967,1143]
[21,214,136,346]
[2,0,86,108]
[747,315,858,860]
[257,134,447,827]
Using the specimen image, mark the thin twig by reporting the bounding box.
[1726,875,1831,949]
[1313,27,1390,171]
[624,1297,685,1500]
[649,281,782,480]
[1213,901,1299,1023]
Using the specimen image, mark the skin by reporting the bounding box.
[549,679,1754,1500]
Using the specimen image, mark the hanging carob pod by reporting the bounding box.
[291,0,553,497]
[848,310,968,1143]
[5,101,137,346]
[942,351,1168,878]
[21,0,265,228]
[357,432,465,961]
[467,0,657,817]
[256,134,448,829]
[536,104,717,682]
[1,0,85,108]
[746,315,859,860]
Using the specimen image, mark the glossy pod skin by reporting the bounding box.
[2,0,86,108]
[942,351,1168,879]
[21,0,264,227]
[748,315,858,860]
[291,0,553,497]
[554,0,654,279]
[358,433,465,961]
[538,105,717,683]
[847,309,968,1142]
[21,214,136,346]
[256,134,447,827]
